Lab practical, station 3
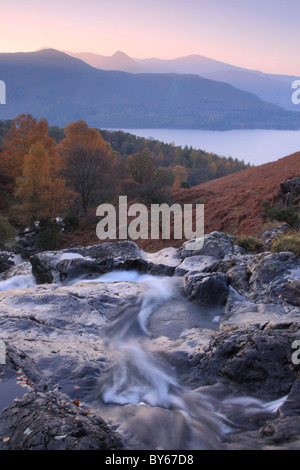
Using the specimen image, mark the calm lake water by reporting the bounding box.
[114,129,300,166]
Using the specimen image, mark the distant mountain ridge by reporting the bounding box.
[0,48,300,130]
[67,50,300,112]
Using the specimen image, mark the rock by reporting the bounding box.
[0,281,147,392]
[30,242,181,285]
[0,262,32,281]
[175,255,218,276]
[260,416,300,446]
[0,252,14,274]
[260,224,289,250]
[146,247,181,276]
[193,323,300,397]
[0,390,121,450]
[277,177,300,207]
[30,241,149,284]
[181,232,235,260]
[184,272,230,306]
[249,252,300,306]
[15,225,40,259]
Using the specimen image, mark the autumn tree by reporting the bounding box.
[58,121,114,213]
[1,114,56,180]
[127,150,157,184]
[12,142,72,225]
[173,165,188,185]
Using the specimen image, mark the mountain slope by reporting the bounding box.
[59,151,300,252]
[0,49,300,130]
[69,50,299,112]
[173,152,300,236]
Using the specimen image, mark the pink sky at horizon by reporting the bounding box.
[1,0,300,76]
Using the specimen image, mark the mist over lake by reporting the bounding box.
[114,129,300,166]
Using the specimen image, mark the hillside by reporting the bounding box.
[0,49,300,130]
[173,151,300,236]
[60,152,300,252]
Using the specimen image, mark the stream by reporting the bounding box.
[74,271,286,450]
[0,266,287,450]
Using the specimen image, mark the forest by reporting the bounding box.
[0,114,251,247]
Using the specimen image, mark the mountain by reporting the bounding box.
[69,50,299,112]
[67,50,142,73]
[0,48,300,130]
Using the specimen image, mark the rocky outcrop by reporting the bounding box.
[0,252,14,274]
[0,390,121,450]
[277,177,300,208]
[260,224,289,250]
[30,241,181,285]
[193,323,300,396]
[15,225,40,259]
[180,231,235,260]
[184,272,230,306]
[1,231,300,450]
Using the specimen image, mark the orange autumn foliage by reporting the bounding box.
[57,120,113,212]
[13,141,73,224]
[1,114,56,180]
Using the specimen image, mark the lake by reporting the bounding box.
[113,129,300,166]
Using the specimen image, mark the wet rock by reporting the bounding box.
[260,416,300,445]
[193,323,300,397]
[249,252,300,306]
[0,261,32,281]
[181,232,235,260]
[0,390,121,450]
[0,282,147,393]
[146,247,181,276]
[175,255,218,277]
[0,252,14,274]
[15,225,40,259]
[30,241,151,284]
[184,272,230,307]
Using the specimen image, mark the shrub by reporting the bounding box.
[0,216,17,250]
[234,236,264,253]
[37,219,62,251]
[270,206,300,229]
[271,234,300,255]
[135,182,173,205]
[63,216,80,232]
[262,201,300,229]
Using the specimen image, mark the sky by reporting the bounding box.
[1,0,300,75]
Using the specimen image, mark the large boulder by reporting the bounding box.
[30,241,149,284]
[248,252,300,306]
[193,323,300,397]
[175,255,218,277]
[0,252,14,274]
[0,390,121,450]
[181,232,235,260]
[277,177,300,207]
[184,272,230,306]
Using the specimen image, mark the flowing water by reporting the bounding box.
[73,271,286,450]
[0,267,287,449]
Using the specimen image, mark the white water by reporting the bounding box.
[112,128,300,165]
[0,266,288,449]
[0,274,36,292]
[76,269,288,449]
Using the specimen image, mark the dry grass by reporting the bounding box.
[60,151,300,252]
